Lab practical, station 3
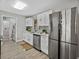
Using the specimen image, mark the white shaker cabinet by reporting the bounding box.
[26,18,33,26]
[24,32,33,45]
[37,14,43,26]
[41,35,48,54]
[37,13,49,26]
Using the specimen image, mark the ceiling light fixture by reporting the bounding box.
[13,1,27,10]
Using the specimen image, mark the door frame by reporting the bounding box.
[1,15,17,41]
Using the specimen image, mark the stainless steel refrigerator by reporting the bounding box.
[49,12,60,59]
[60,7,78,59]
[49,7,78,59]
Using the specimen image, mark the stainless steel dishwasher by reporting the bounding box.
[33,34,41,51]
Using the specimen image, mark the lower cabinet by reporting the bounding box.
[24,32,33,45]
[41,35,48,54]
[33,34,49,54]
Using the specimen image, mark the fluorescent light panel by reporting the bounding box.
[13,1,27,10]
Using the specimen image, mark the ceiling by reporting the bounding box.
[0,0,79,16]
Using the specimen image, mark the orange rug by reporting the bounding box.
[20,41,32,51]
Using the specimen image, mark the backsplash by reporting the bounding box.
[39,26,50,34]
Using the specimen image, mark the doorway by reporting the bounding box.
[2,16,17,42]
[3,17,10,40]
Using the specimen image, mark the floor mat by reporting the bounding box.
[20,41,33,51]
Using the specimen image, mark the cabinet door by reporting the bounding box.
[41,36,48,54]
[49,39,58,59]
[27,33,33,45]
[24,32,33,45]
[37,14,42,26]
[33,35,40,50]
[43,13,49,26]
[26,18,33,26]
[37,13,49,26]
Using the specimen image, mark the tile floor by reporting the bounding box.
[1,40,49,59]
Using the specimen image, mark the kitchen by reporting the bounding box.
[23,7,79,59]
[23,11,51,55]
[0,0,79,59]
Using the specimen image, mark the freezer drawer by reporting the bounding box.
[60,42,66,59]
[60,42,77,59]
[33,34,41,50]
[66,43,77,59]
[49,39,58,59]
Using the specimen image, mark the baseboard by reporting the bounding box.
[23,39,33,46]
[16,39,23,42]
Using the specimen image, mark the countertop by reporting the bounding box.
[25,31,49,36]
[33,33,49,36]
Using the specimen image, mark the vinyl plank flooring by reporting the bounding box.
[1,40,49,59]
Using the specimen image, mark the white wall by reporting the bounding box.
[0,14,3,36]
[0,10,26,42]
[0,15,1,35]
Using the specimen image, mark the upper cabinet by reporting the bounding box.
[37,10,52,26]
[26,18,33,26]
